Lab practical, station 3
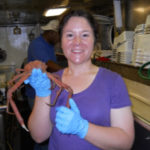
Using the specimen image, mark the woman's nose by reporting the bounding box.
[73,36,81,45]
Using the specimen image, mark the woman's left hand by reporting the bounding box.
[55,98,89,139]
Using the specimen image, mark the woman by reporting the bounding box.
[26,8,134,150]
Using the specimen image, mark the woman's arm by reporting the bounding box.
[24,68,52,143]
[85,106,134,150]
[28,95,53,143]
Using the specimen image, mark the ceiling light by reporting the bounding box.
[134,7,145,13]
[44,8,67,17]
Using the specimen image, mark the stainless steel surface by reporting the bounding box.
[0,0,114,25]
[0,65,16,73]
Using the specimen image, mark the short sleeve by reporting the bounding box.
[110,75,132,108]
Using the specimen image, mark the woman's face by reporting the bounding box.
[61,16,95,65]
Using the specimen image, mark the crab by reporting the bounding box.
[6,60,73,131]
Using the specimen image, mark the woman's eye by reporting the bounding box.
[82,33,89,37]
[66,33,73,38]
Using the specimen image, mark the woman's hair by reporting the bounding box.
[59,8,99,44]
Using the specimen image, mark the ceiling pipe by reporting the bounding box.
[113,0,123,34]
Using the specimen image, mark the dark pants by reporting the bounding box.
[34,141,48,150]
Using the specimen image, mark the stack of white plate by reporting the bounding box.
[132,33,150,67]
[117,51,132,64]
[135,24,145,34]
[144,15,150,34]
[113,31,134,64]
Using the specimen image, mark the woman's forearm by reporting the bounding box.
[28,96,52,143]
[85,123,134,150]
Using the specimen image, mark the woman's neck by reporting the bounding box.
[65,61,97,76]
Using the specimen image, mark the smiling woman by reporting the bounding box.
[26,8,134,150]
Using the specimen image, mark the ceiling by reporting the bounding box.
[0,0,114,26]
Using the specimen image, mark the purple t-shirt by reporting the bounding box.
[48,67,131,150]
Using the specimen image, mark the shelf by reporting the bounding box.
[93,60,150,86]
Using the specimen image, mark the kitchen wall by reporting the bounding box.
[123,0,150,30]
[0,24,41,69]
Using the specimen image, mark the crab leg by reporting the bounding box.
[8,97,29,131]
[7,73,30,132]
[47,72,73,107]
[8,72,27,85]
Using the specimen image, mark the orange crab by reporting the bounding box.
[7,60,73,131]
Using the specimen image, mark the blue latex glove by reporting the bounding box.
[24,68,51,97]
[55,98,89,139]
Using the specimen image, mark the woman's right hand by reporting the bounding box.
[24,68,51,97]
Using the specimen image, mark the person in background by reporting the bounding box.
[28,19,59,62]
[25,8,135,150]
[25,19,59,150]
